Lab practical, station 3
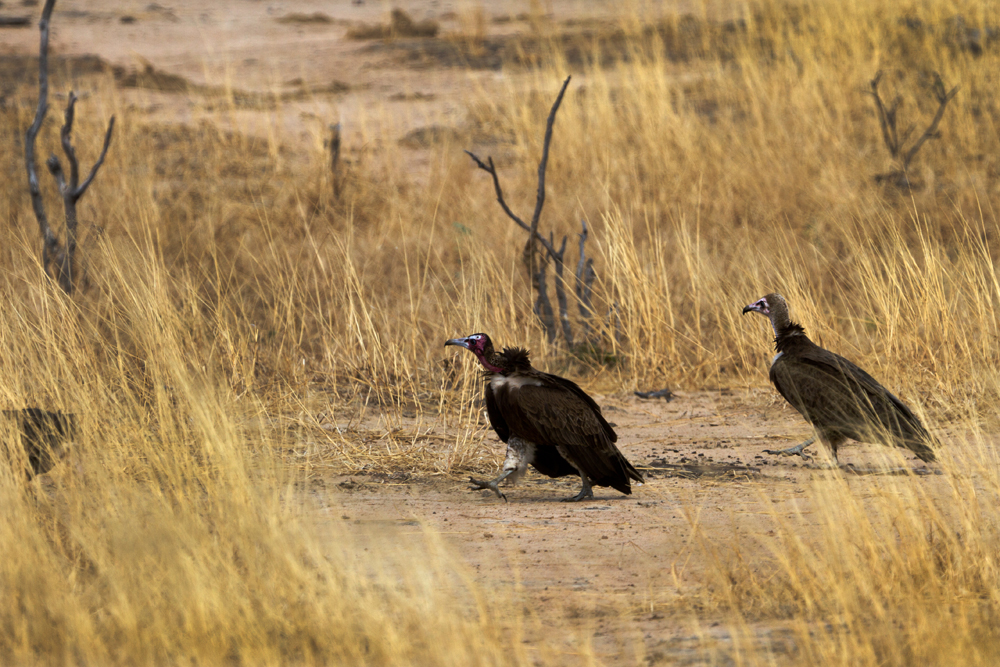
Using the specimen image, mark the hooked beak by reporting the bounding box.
[742,299,768,316]
[444,337,471,349]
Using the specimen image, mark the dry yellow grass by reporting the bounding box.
[1,0,1000,663]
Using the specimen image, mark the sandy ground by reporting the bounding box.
[309,387,945,664]
[3,0,574,148]
[1,3,958,663]
[0,0,739,151]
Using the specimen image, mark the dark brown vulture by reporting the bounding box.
[742,293,935,464]
[445,333,644,501]
[3,408,77,479]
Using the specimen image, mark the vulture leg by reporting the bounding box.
[469,437,534,501]
[764,436,816,459]
[562,471,594,502]
[468,469,514,501]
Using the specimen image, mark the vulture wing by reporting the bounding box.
[490,374,643,493]
[485,382,578,478]
[484,384,511,443]
[771,345,935,460]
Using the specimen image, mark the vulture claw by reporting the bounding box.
[468,476,507,502]
[561,487,595,502]
[562,474,595,502]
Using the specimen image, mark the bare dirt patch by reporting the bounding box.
[347,8,440,40]
[314,389,946,663]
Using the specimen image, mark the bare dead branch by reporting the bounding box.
[329,123,341,173]
[897,123,914,149]
[60,92,81,191]
[24,0,58,271]
[524,76,572,274]
[44,154,75,292]
[574,219,597,340]
[532,256,556,343]
[467,77,612,348]
[464,153,530,233]
[22,0,116,293]
[329,122,341,197]
[55,92,115,201]
[45,93,115,292]
[901,73,958,171]
[869,71,901,159]
[463,151,561,262]
[75,114,115,198]
[869,70,958,185]
[464,75,571,268]
[550,233,574,347]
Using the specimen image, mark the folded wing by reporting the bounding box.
[771,345,935,461]
[489,374,643,493]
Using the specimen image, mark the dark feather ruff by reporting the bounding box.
[498,347,531,372]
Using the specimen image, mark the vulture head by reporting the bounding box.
[742,293,792,334]
[445,333,503,372]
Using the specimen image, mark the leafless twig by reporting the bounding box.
[464,75,571,273]
[549,233,574,347]
[46,93,115,291]
[462,157,561,261]
[532,255,556,342]
[900,73,959,170]
[24,0,116,293]
[869,70,958,187]
[466,79,614,349]
[467,78,580,343]
[574,219,597,340]
[524,76,572,279]
[328,122,341,197]
[24,0,57,280]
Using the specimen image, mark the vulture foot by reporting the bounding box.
[561,488,595,502]
[764,436,815,460]
[561,474,594,502]
[468,474,509,502]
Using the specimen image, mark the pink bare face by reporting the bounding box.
[742,296,771,316]
[444,333,488,355]
[445,333,503,373]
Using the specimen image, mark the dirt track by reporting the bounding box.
[317,388,943,663]
[1,0,601,150]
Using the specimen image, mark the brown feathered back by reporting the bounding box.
[446,331,645,495]
[771,335,936,461]
[485,368,643,494]
[745,293,936,462]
